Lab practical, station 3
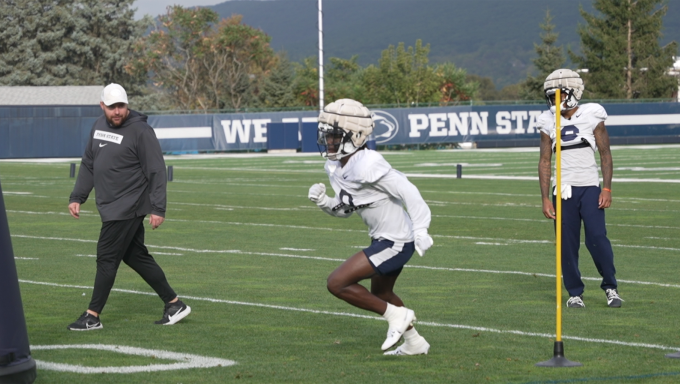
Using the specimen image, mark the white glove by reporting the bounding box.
[414,229,433,257]
[308,183,329,206]
[553,184,572,200]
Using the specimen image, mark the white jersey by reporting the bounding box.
[537,103,607,187]
[318,149,431,243]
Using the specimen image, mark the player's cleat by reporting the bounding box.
[67,312,103,331]
[381,307,415,351]
[566,295,585,308]
[155,300,191,325]
[605,289,622,308]
[384,336,430,356]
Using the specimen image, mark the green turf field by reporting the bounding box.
[1,144,679,383]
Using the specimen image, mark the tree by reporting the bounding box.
[292,56,320,107]
[521,9,566,100]
[570,0,678,99]
[0,0,79,85]
[435,63,477,104]
[324,56,366,102]
[127,6,219,112]
[362,40,439,106]
[256,53,297,108]
[0,0,148,90]
[129,7,276,112]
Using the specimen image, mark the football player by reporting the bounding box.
[308,99,433,355]
[537,69,622,309]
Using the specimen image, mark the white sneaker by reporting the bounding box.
[381,307,416,351]
[384,336,430,356]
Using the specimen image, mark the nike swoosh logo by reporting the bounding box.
[343,175,348,179]
[99,143,107,147]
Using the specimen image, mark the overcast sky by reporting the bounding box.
[132,0,227,19]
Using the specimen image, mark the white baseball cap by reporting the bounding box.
[101,83,128,106]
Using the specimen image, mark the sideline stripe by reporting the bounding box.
[19,279,679,352]
[12,234,680,289]
[406,174,680,183]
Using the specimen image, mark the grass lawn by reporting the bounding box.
[1,144,679,383]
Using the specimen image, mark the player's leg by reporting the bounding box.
[122,216,190,324]
[372,273,430,356]
[557,189,585,306]
[327,251,384,313]
[581,186,620,307]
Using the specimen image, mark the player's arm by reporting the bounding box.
[373,170,433,255]
[307,183,353,218]
[594,121,613,209]
[539,132,555,219]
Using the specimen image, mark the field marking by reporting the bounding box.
[406,174,680,183]
[433,214,680,230]
[280,247,314,251]
[19,279,679,352]
[32,344,236,373]
[15,257,39,260]
[13,234,680,289]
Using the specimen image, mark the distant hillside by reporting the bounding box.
[208,0,680,89]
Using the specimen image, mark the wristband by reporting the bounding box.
[603,188,611,193]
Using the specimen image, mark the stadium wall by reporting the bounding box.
[0,103,678,159]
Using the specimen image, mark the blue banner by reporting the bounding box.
[1,102,679,158]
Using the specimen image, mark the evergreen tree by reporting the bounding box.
[520,9,566,100]
[570,0,678,99]
[69,0,151,95]
[257,53,297,108]
[0,0,78,85]
[0,0,149,90]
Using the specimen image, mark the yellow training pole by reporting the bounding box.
[555,89,563,343]
[536,89,581,367]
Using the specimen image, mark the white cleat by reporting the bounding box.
[384,336,430,356]
[381,307,416,351]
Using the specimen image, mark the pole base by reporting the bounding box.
[666,351,680,359]
[535,341,582,367]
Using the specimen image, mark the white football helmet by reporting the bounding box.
[544,69,584,113]
[317,99,374,161]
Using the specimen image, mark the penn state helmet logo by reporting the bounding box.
[371,110,399,144]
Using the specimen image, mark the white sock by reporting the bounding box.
[403,327,419,341]
[382,303,401,322]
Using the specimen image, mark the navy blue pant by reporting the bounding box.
[554,186,617,297]
[89,216,177,314]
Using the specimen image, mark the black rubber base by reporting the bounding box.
[535,341,583,367]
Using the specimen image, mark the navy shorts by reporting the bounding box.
[363,238,415,276]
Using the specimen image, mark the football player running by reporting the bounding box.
[308,99,433,355]
[537,69,622,309]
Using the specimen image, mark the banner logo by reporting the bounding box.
[371,110,399,144]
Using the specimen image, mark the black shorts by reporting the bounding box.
[363,238,415,276]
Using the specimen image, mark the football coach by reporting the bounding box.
[66,83,190,331]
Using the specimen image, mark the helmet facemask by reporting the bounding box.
[317,123,361,161]
[543,69,584,113]
[316,99,374,161]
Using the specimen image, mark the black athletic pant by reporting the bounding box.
[554,186,617,297]
[88,216,177,314]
